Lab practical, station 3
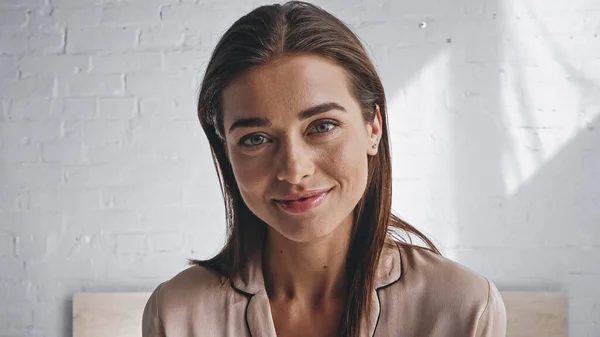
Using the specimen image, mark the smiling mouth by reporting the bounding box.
[273,188,332,214]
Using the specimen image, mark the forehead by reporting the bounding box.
[222,54,354,125]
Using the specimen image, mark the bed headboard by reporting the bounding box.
[73,291,568,337]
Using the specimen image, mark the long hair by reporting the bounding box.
[192,2,440,336]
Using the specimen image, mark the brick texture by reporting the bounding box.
[0,0,598,336]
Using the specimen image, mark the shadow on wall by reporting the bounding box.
[349,0,599,335]
[448,1,598,336]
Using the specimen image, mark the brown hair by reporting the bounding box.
[192,1,440,336]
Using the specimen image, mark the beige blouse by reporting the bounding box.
[142,239,507,337]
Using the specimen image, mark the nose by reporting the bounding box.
[275,136,314,184]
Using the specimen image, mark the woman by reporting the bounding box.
[142,1,507,336]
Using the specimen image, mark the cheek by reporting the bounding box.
[228,152,270,199]
[321,139,368,185]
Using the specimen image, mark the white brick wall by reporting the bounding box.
[0,0,598,336]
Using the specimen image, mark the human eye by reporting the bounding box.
[308,119,340,135]
[239,134,271,148]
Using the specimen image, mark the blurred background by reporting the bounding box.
[0,0,598,336]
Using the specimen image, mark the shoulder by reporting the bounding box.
[158,264,233,307]
[384,244,506,335]
[142,264,244,336]
[144,264,236,318]
[397,244,491,299]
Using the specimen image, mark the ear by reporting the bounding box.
[367,104,383,156]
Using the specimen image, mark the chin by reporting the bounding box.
[267,215,344,244]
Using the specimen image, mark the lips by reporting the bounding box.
[274,188,331,214]
[276,189,331,201]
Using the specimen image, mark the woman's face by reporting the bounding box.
[222,54,382,243]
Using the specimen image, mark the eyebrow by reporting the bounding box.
[228,102,347,134]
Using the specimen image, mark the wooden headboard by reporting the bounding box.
[73,291,568,337]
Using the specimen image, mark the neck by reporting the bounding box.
[263,216,353,306]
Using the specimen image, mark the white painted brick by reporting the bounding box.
[0,305,34,329]
[85,142,159,165]
[162,49,210,70]
[583,57,600,83]
[186,214,227,258]
[553,34,600,58]
[0,258,25,277]
[61,119,84,139]
[0,121,60,144]
[138,96,196,120]
[0,77,54,99]
[101,4,160,26]
[49,0,104,7]
[27,27,65,55]
[98,97,136,119]
[181,179,223,209]
[0,34,27,55]
[160,2,236,30]
[138,97,177,119]
[27,5,60,32]
[51,6,102,27]
[106,252,186,279]
[0,1,598,336]
[140,207,202,230]
[584,11,600,32]
[7,99,52,121]
[0,232,15,257]
[0,9,28,27]
[115,232,146,255]
[149,232,183,252]
[0,99,6,121]
[90,52,161,73]
[125,70,195,97]
[28,187,101,211]
[30,280,64,305]
[63,165,122,186]
[180,34,201,51]
[15,235,48,259]
[67,27,137,54]
[104,0,181,5]
[41,138,86,164]
[1,164,63,189]
[159,3,198,25]
[137,25,184,51]
[0,188,29,212]
[119,162,203,185]
[45,232,98,259]
[57,74,124,96]
[0,56,18,79]
[32,306,65,332]
[439,0,487,17]
[129,119,205,160]
[0,211,63,236]
[49,97,96,120]
[100,185,183,210]
[19,55,89,77]
[582,153,600,175]
[0,142,41,164]
[26,257,98,280]
[65,210,141,235]
[81,120,131,148]
[523,14,586,34]
[0,0,45,7]
[521,0,600,12]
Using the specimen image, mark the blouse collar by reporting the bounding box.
[231,236,402,295]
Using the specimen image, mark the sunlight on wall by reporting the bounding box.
[500,0,600,197]
[388,49,457,252]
